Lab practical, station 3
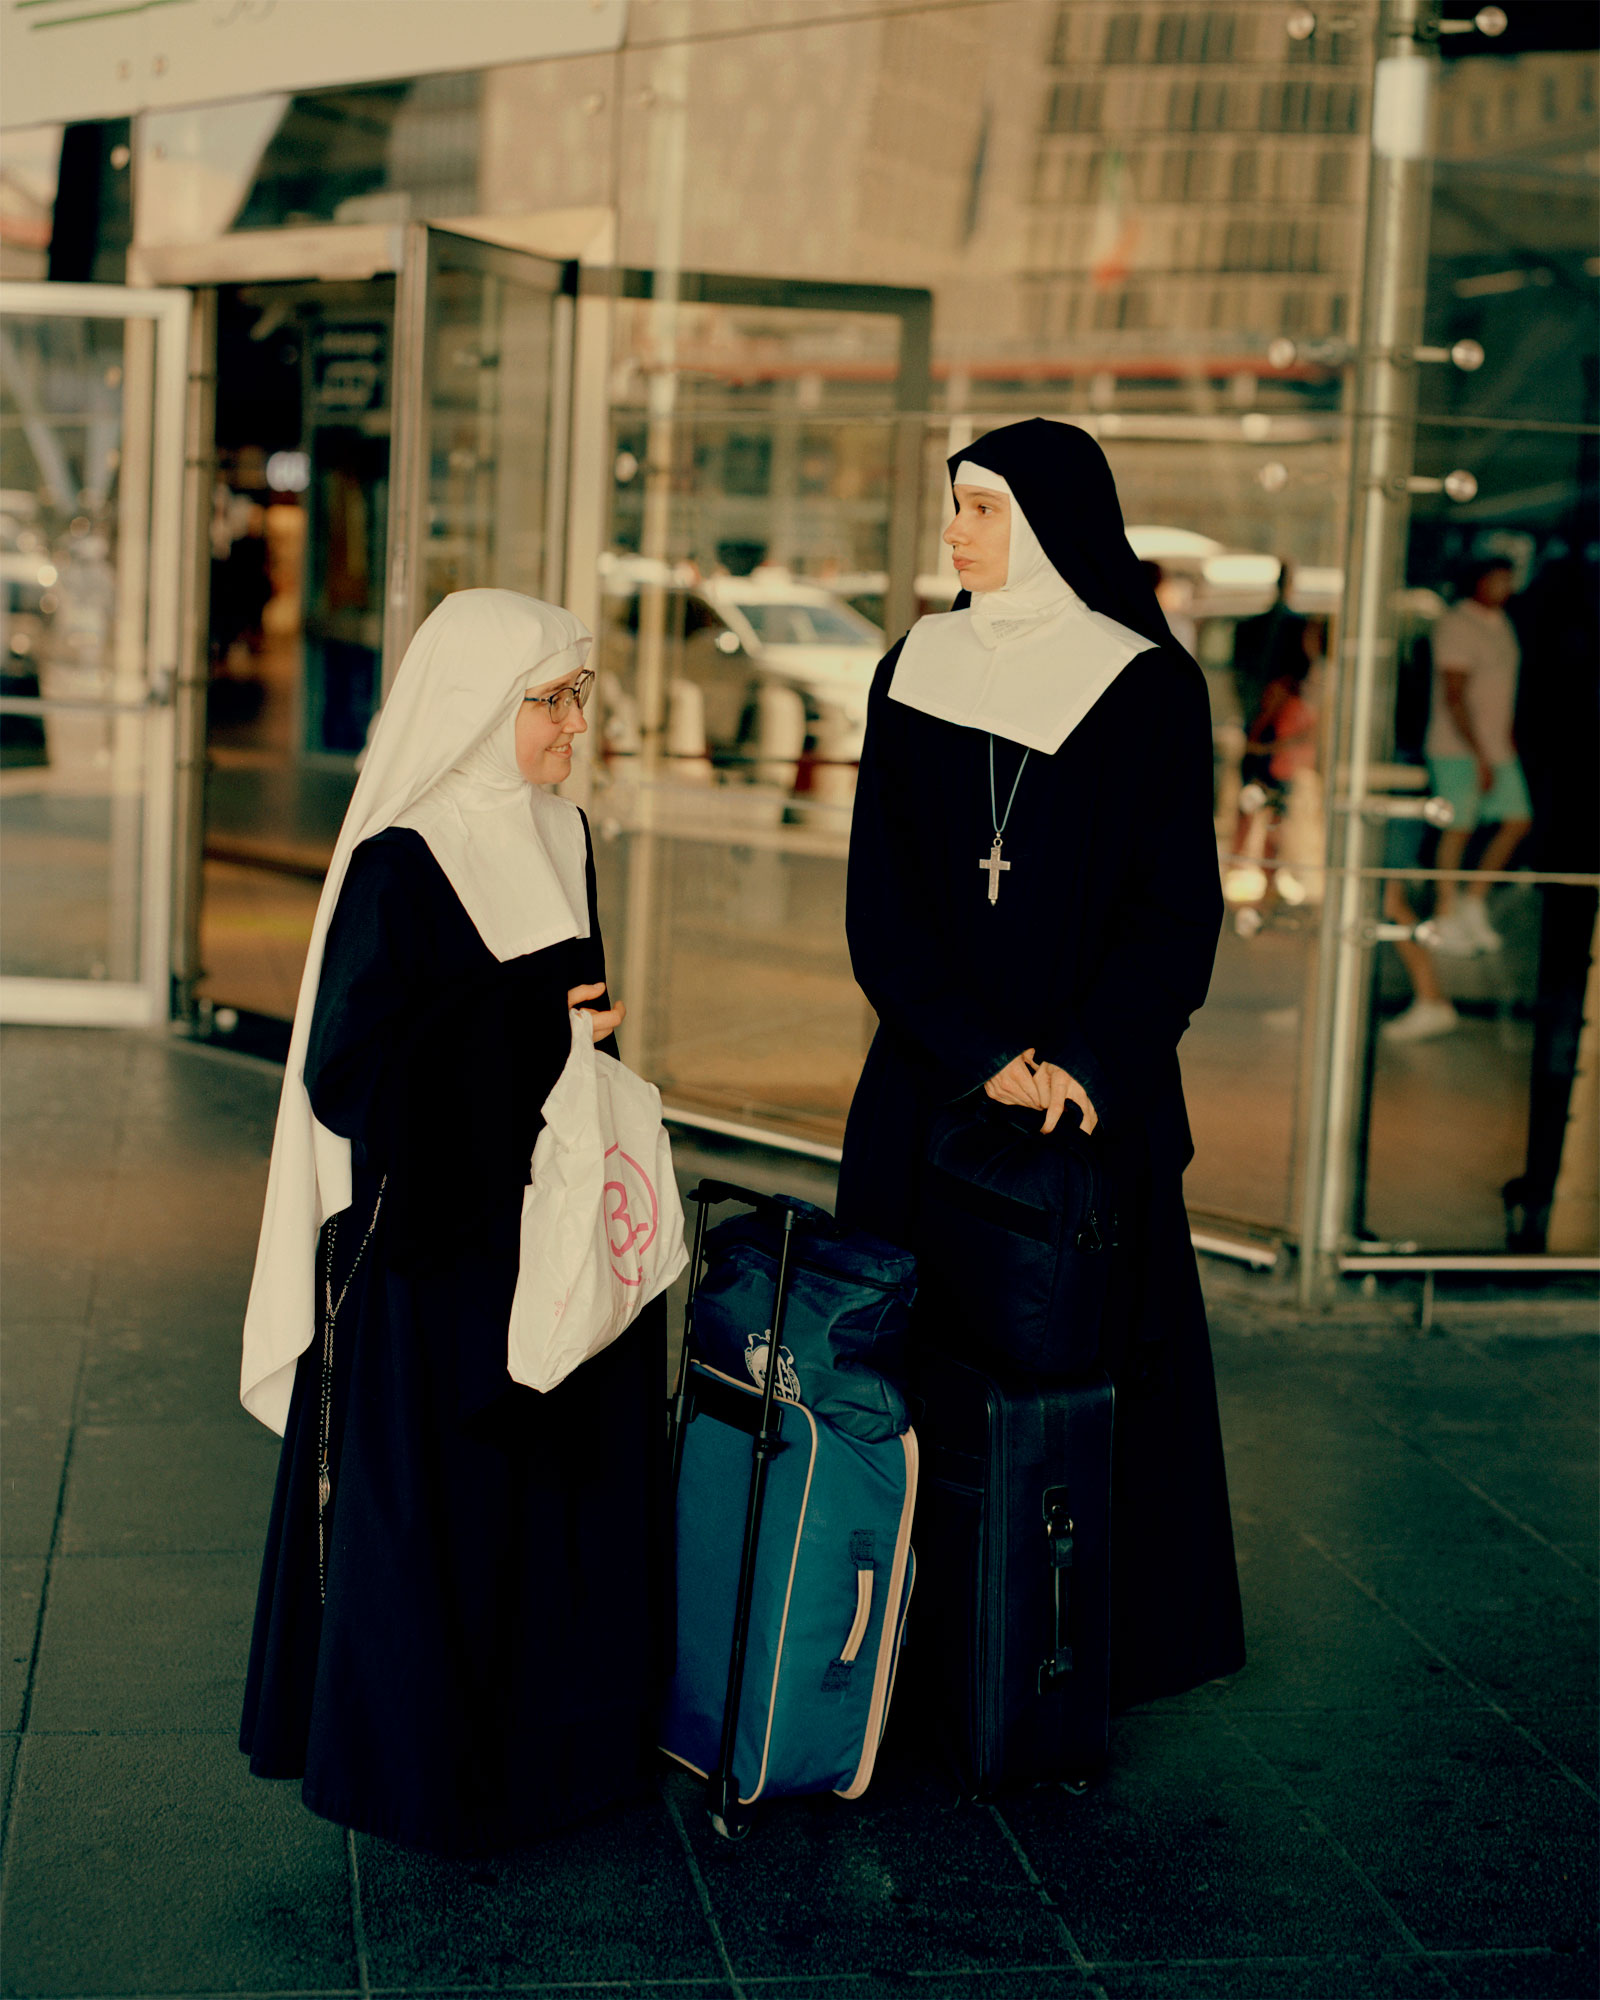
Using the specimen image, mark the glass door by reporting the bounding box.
[0,283,190,1027]
[384,226,575,678]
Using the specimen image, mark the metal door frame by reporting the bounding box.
[0,279,190,1028]
[383,225,577,691]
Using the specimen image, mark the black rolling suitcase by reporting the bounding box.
[912,1348,1113,1797]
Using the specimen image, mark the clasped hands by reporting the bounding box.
[984,1049,1098,1136]
[567,982,625,1042]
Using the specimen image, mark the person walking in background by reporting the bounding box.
[1225,614,1321,910]
[1230,559,1307,750]
[1425,555,1532,956]
[239,590,667,1855]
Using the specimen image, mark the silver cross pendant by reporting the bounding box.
[979,840,1010,905]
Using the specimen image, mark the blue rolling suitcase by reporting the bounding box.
[660,1182,918,1838]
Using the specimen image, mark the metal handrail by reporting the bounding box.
[0,691,171,717]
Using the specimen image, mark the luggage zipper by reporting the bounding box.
[1074,1209,1104,1254]
[720,1251,908,1295]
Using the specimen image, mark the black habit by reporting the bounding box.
[241,823,667,1854]
[837,419,1245,1709]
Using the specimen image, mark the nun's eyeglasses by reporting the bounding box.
[522,669,595,722]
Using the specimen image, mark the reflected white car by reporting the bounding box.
[606,571,885,765]
[698,575,883,759]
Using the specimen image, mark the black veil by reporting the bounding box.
[949,418,1177,655]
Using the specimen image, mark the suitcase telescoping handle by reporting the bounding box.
[668,1178,809,1490]
[709,1202,798,1839]
[666,1180,807,1839]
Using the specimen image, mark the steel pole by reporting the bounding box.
[1297,0,1440,1306]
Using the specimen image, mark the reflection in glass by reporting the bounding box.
[1,312,148,982]
[420,258,556,618]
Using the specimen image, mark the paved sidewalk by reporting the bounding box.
[1,1026,1595,2000]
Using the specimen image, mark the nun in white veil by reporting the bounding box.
[240,588,669,1855]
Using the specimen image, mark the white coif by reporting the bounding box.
[890,461,1150,754]
[240,589,592,1433]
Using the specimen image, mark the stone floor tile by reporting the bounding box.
[0,1325,83,1429]
[85,1267,255,1328]
[60,1421,279,1556]
[1000,1713,1414,1968]
[0,1428,68,1558]
[1440,1946,1600,1999]
[1305,1540,1598,1710]
[1,1558,44,1733]
[1230,1708,1597,1955]
[355,1788,729,1988]
[1092,1955,1443,1999]
[1400,1447,1599,1559]
[81,1319,247,1426]
[752,1974,1089,2000]
[0,1731,352,1995]
[0,1116,120,1172]
[0,1258,95,1323]
[1461,1336,1598,1406]
[1221,1523,1478,1715]
[1501,1708,1596,1788]
[28,1552,257,1732]
[0,1032,129,1122]
[0,1177,115,1248]
[1227,1431,1555,1552]
[670,1765,1075,1982]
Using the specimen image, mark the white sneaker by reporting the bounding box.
[1427,909,1483,957]
[1459,898,1503,952]
[1382,998,1459,1042]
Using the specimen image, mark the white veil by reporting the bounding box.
[240,588,591,1432]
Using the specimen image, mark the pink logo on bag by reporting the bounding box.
[604,1146,659,1288]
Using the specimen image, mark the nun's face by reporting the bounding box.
[515,665,590,784]
[943,484,1011,593]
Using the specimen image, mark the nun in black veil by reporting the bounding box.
[837,419,1245,1708]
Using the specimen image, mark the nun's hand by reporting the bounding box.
[567,982,626,1042]
[1029,1058,1099,1137]
[984,1050,1047,1112]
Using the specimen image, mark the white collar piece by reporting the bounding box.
[889,461,1150,754]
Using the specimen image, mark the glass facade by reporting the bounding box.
[2,312,145,982]
[6,0,1592,1262]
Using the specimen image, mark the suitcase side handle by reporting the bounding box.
[1038,1486,1075,1693]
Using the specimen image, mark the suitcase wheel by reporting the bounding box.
[709,1808,752,1841]
[1058,1773,1096,1797]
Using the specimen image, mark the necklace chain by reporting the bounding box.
[988,735,1031,843]
[317,1175,387,1604]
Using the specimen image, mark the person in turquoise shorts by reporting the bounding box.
[1424,555,1531,957]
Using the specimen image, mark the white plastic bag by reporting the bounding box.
[507,1011,688,1393]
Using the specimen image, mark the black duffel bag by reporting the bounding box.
[916,1099,1116,1376]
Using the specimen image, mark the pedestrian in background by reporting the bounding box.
[1425,555,1531,956]
[239,590,667,1855]
[839,419,1245,1711]
[1230,558,1307,763]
